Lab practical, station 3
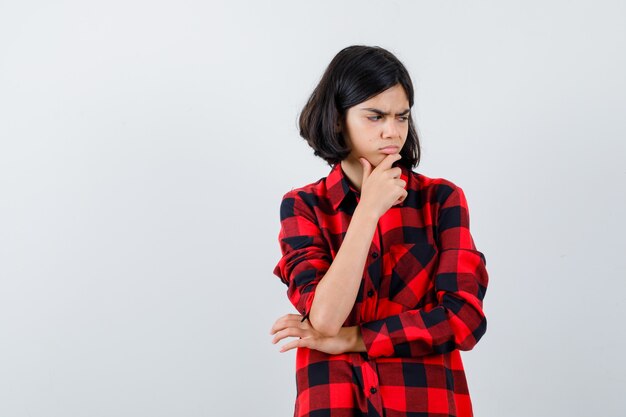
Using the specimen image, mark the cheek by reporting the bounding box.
[360,123,379,140]
[347,125,371,145]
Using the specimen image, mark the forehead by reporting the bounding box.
[359,84,409,109]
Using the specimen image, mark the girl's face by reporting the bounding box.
[340,83,410,168]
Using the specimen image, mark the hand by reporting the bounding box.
[270,314,364,354]
[358,153,408,219]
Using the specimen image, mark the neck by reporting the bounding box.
[340,158,364,193]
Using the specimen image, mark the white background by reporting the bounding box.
[1,1,625,416]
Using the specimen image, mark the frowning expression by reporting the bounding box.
[340,83,410,167]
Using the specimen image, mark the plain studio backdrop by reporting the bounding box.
[1,1,625,416]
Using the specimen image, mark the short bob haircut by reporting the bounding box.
[299,45,421,169]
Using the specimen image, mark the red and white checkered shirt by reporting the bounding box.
[273,162,489,417]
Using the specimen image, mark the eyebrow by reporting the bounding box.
[360,107,411,116]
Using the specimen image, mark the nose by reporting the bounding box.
[382,118,401,139]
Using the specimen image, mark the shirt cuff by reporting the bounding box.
[359,320,395,358]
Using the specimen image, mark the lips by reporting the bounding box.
[379,146,400,154]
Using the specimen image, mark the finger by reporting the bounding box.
[270,317,302,335]
[387,167,402,179]
[393,190,409,205]
[279,338,300,353]
[375,152,402,172]
[359,158,372,181]
[271,315,310,335]
[273,325,310,341]
[272,327,309,344]
[270,314,307,334]
[270,315,290,334]
[280,337,312,353]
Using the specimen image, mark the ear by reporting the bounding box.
[335,117,344,133]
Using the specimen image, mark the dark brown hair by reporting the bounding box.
[298,45,421,168]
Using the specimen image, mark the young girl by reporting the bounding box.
[270,45,489,417]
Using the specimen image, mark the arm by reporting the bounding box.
[270,313,366,354]
[272,190,378,336]
[357,185,489,358]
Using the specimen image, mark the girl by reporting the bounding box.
[270,45,489,417]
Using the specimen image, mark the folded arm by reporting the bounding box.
[272,190,378,337]
[358,185,489,358]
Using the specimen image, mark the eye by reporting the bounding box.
[367,115,382,121]
[398,116,409,122]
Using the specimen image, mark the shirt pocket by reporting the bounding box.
[386,242,438,310]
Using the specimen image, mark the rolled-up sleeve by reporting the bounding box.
[359,185,489,358]
[272,191,332,319]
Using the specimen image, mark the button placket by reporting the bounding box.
[361,359,383,414]
[363,229,381,321]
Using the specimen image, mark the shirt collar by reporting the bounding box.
[326,161,410,211]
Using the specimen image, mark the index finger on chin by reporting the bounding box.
[377,152,402,171]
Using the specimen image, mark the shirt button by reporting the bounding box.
[371,252,379,259]
[370,387,377,394]
[367,290,374,297]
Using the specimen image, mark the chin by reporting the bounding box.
[361,156,379,166]
[374,154,389,164]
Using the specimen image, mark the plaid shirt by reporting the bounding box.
[273,162,489,417]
